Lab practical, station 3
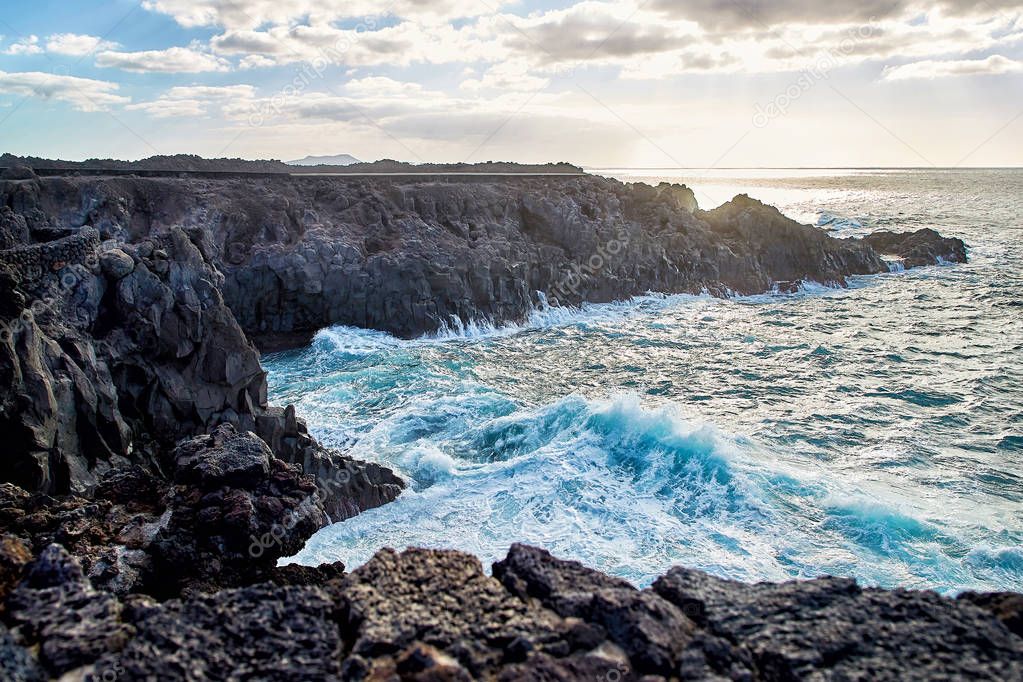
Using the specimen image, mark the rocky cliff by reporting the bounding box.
[0,172,962,351]
[0,165,997,681]
[0,171,402,516]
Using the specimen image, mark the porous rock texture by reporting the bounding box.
[0,543,1020,681]
[0,426,338,597]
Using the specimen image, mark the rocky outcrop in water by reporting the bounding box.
[862,227,969,268]
[0,174,965,350]
[1,542,1020,681]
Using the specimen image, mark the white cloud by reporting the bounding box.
[95,46,230,73]
[3,35,43,56]
[142,0,504,29]
[126,84,257,117]
[883,54,1023,80]
[0,70,129,111]
[45,33,120,56]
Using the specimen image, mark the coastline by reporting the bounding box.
[1,164,1018,680]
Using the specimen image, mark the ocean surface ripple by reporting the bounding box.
[267,169,1023,593]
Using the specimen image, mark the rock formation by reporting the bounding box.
[0,542,1020,680]
[1,174,964,350]
[0,165,995,681]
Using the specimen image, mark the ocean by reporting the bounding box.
[265,168,1023,594]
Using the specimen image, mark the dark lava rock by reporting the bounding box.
[0,166,36,181]
[337,547,582,678]
[0,210,402,515]
[1,544,1019,680]
[267,560,346,587]
[495,544,694,676]
[172,424,272,489]
[652,566,1023,680]
[0,175,965,348]
[149,425,329,596]
[93,584,345,681]
[5,545,133,676]
[862,227,968,268]
[960,591,1023,638]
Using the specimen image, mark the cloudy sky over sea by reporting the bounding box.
[1,0,1021,166]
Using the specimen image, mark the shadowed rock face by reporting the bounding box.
[0,175,964,349]
[0,185,403,513]
[1,544,1019,681]
[862,227,969,268]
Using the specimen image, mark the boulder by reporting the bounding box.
[862,228,968,268]
[149,425,329,595]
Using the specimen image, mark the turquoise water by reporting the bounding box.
[268,169,1023,594]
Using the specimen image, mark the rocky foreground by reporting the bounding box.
[0,163,1012,680]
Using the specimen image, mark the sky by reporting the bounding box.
[0,0,1021,167]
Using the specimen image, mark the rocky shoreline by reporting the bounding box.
[2,164,1017,680]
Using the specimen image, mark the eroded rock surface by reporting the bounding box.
[1,544,1019,681]
[0,175,966,349]
[0,192,402,510]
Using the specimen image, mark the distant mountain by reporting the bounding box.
[287,154,361,167]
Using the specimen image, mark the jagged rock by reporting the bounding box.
[0,212,403,512]
[862,227,969,268]
[149,425,329,595]
[172,424,272,489]
[91,584,345,681]
[338,547,587,678]
[267,560,346,587]
[495,544,694,676]
[5,545,133,676]
[652,566,1023,680]
[0,476,164,597]
[0,175,966,347]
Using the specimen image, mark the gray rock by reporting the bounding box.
[5,546,133,676]
[495,544,694,676]
[98,248,134,279]
[0,622,45,682]
[94,584,345,681]
[172,425,272,489]
[652,565,1023,680]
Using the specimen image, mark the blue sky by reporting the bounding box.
[1,0,1021,166]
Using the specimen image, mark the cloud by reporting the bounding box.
[141,0,502,29]
[126,84,257,117]
[45,33,120,56]
[95,46,230,73]
[650,0,1023,28]
[0,70,129,111]
[3,35,43,56]
[499,3,694,63]
[209,21,490,68]
[883,54,1023,79]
